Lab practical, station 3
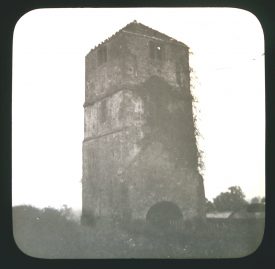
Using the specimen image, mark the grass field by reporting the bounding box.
[12,206,264,259]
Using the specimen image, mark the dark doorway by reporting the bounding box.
[146,201,183,227]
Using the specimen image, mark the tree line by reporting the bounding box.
[205,186,265,212]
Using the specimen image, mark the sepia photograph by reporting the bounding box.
[12,8,265,258]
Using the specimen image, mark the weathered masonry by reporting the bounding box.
[81,21,206,225]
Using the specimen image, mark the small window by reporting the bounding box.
[97,45,107,65]
[149,41,164,61]
[100,99,107,122]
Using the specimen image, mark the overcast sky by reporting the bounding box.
[12,8,265,210]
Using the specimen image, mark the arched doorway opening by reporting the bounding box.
[146,201,183,227]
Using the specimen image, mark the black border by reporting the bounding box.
[1,0,274,268]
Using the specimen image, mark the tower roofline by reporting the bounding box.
[87,20,189,56]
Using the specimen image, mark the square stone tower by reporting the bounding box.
[82,21,205,225]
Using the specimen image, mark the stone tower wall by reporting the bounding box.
[82,90,145,220]
[85,30,190,106]
[82,23,205,224]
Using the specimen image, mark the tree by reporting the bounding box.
[205,198,215,212]
[213,186,247,212]
[251,196,261,204]
[61,204,74,219]
[247,196,265,212]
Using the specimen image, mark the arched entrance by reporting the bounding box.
[146,201,183,227]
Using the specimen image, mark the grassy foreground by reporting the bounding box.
[12,206,264,259]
